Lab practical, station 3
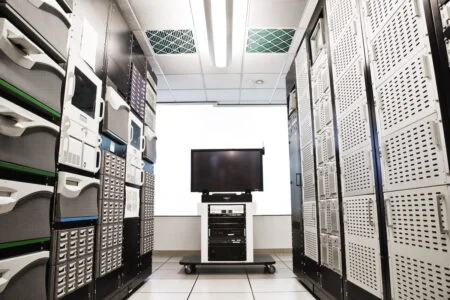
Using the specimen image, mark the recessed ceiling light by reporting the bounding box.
[255,79,264,85]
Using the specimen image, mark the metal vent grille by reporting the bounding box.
[147,30,196,54]
[303,170,316,201]
[329,236,342,273]
[305,228,319,262]
[304,201,317,228]
[320,234,329,265]
[332,19,361,80]
[318,167,326,200]
[300,117,313,147]
[364,0,403,38]
[381,114,450,191]
[343,196,377,239]
[311,50,329,103]
[338,103,371,154]
[327,0,356,42]
[325,163,339,199]
[246,29,295,53]
[392,254,450,300]
[320,201,328,233]
[329,199,340,234]
[299,89,312,122]
[335,60,365,116]
[347,242,379,293]
[385,186,450,254]
[376,51,438,136]
[370,0,425,83]
[301,143,315,172]
[341,147,374,196]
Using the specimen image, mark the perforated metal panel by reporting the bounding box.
[332,16,362,80]
[314,96,333,134]
[329,199,340,234]
[303,169,317,202]
[320,201,328,233]
[325,163,338,199]
[320,233,329,265]
[327,0,356,43]
[300,117,313,147]
[385,186,450,255]
[334,60,365,116]
[391,254,450,300]
[375,50,439,136]
[369,0,428,83]
[338,103,371,154]
[329,236,342,273]
[343,195,383,297]
[304,201,318,262]
[317,167,326,200]
[363,0,404,39]
[341,146,375,197]
[301,143,315,172]
[380,114,450,191]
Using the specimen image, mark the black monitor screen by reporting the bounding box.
[72,67,97,118]
[191,149,263,192]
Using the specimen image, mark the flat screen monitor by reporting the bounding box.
[191,149,264,193]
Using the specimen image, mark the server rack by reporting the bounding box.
[288,0,450,299]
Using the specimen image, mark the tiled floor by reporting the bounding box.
[129,253,315,299]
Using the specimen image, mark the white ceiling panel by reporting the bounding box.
[240,89,274,101]
[242,74,286,89]
[204,74,242,89]
[272,88,288,101]
[243,54,288,73]
[283,53,296,73]
[130,0,194,29]
[171,90,207,102]
[248,0,308,28]
[206,90,240,102]
[157,90,176,102]
[156,55,202,74]
[164,74,204,90]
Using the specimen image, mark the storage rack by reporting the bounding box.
[0,0,157,299]
[287,0,450,300]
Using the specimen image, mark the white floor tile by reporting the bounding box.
[198,273,247,279]
[188,293,254,300]
[150,269,198,280]
[193,279,252,293]
[247,267,296,279]
[152,256,172,263]
[254,292,316,300]
[250,278,306,293]
[158,262,185,270]
[137,279,196,293]
[167,256,185,263]
[129,292,189,300]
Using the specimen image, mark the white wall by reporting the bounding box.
[154,103,291,216]
[154,215,293,251]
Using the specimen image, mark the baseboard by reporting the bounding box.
[153,249,292,256]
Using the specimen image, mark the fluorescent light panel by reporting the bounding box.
[211,0,227,68]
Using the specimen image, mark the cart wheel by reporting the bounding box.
[184,265,196,274]
[265,265,276,274]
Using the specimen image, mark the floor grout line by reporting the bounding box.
[186,270,200,300]
[246,266,256,300]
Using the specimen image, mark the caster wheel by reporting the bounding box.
[184,265,196,274]
[265,265,276,274]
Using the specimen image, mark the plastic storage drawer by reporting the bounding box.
[0,179,52,245]
[0,97,59,174]
[0,18,65,116]
[0,251,49,300]
[0,0,71,62]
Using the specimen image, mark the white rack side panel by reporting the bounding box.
[380,113,450,192]
[303,169,317,202]
[327,0,357,44]
[304,201,319,262]
[385,186,450,299]
[343,195,383,298]
[341,146,375,197]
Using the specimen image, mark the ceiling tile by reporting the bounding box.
[243,53,288,73]
[171,90,206,102]
[272,88,288,101]
[156,54,202,74]
[147,30,196,54]
[157,90,176,102]
[240,89,274,101]
[242,74,286,89]
[206,90,240,102]
[204,74,241,89]
[164,75,204,89]
[246,29,296,53]
[130,0,194,29]
[248,0,308,28]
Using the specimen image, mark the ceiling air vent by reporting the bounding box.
[146,30,197,54]
[246,29,296,53]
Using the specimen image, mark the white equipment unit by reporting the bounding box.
[126,112,144,186]
[59,56,104,173]
[199,202,255,263]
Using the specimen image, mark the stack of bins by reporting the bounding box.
[0,0,70,298]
